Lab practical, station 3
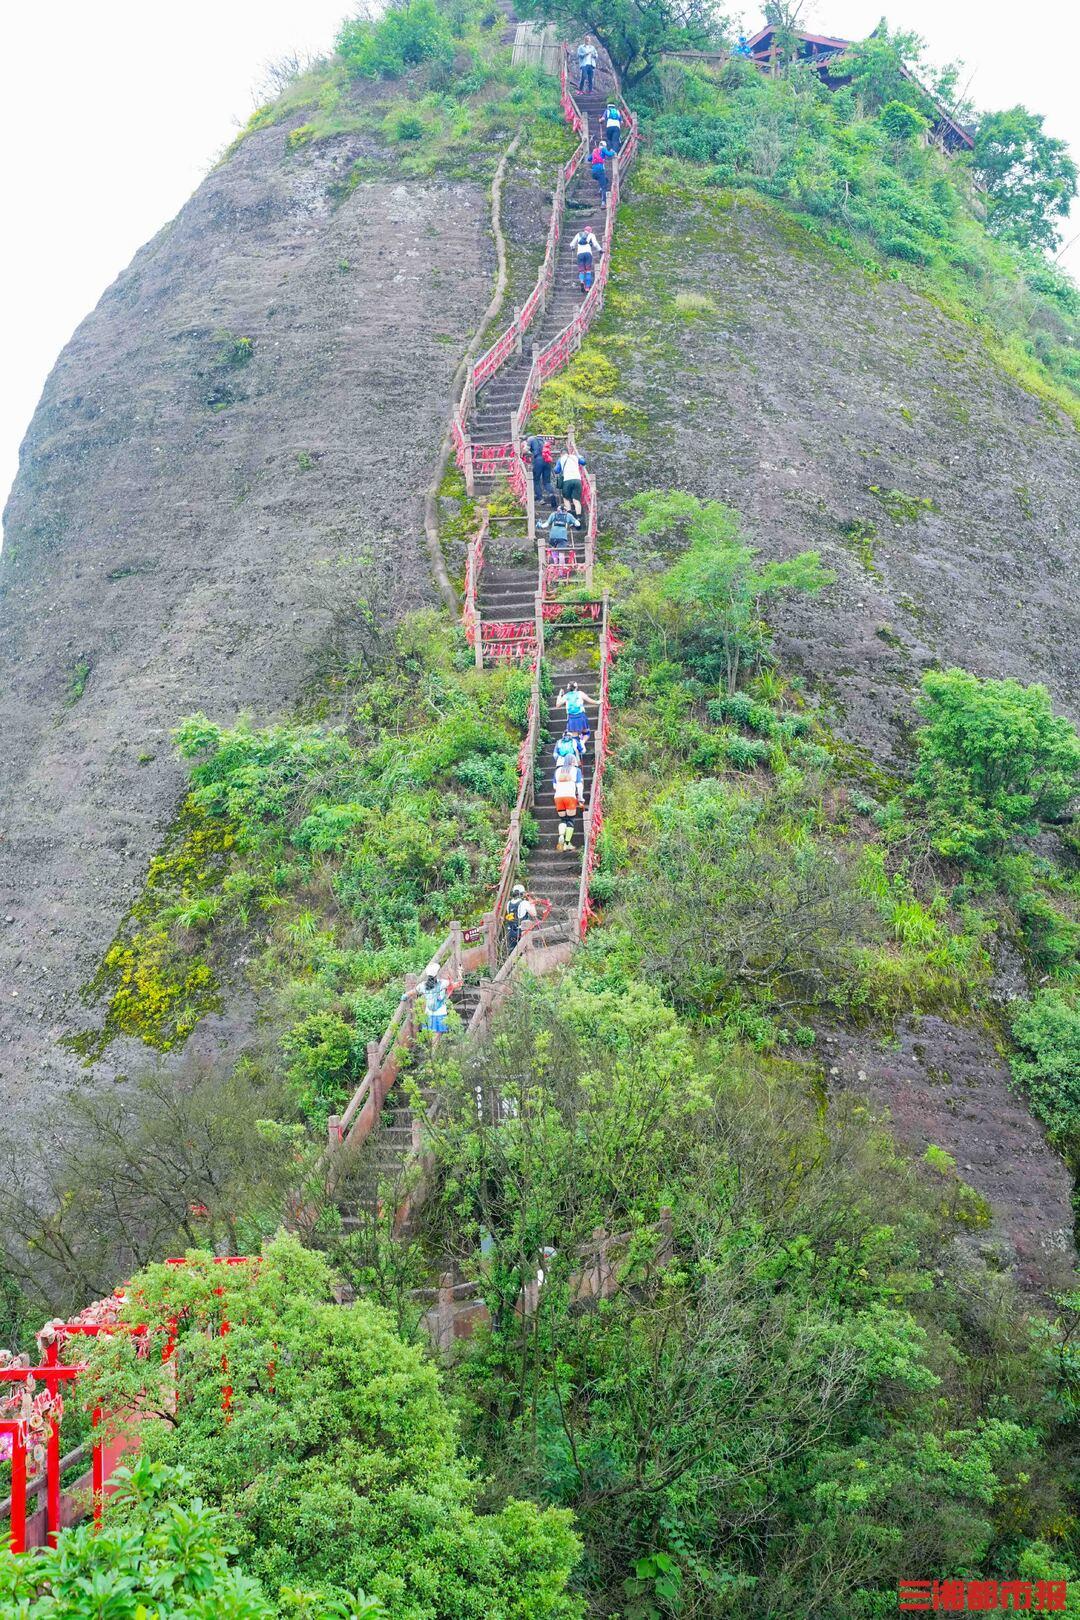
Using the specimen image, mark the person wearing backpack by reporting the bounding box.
[553,753,585,852]
[556,681,597,755]
[555,449,587,516]
[554,731,584,769]
[572,227,602,293]
[504,883,538,952]
[526,432,555,507]
[603,102,622,153]
[540,502,581,569]
[407,959,460,1038]
[590,140,616,204]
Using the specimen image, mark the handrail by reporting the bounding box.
[462,509,488,666]
[577,592,616,940]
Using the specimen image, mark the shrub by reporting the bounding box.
[76,1238,583,1620]
[1010,991,1080,1139]
[911,669,1080,863]
[337,0,454,80]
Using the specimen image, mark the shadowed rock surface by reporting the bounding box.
[0,110,494,1139]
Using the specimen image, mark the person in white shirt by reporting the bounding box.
[578,39,597,93]
[555,450,587,515]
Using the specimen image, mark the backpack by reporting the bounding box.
[542,441,554,465]
[591,146,606,167]
[606,106,620,123]
[555,761,578,790]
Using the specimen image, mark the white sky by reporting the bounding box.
[2,0,1080,522]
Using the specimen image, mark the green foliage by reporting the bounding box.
[911,669,1080,863]
[870,484,936,522]
[421,987,1080,1618]
[515,0,729,87]
[1011,991,1080,1140]
[617,777,867,1018]
[642,44,1080,416]
[625,490,833,694]
[77,1237,583,1620]
[879,99,929,142]
[974,105,1079,253]
[0,1053,309,1320]
[75,614,528,1123]
[337,0,455,81]
[0,1460,281,1618]
[65,659,91,704]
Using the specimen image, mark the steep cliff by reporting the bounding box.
[0,91,496,1138]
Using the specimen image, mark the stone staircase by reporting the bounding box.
[528,669,597,931]
[471,85,614,493]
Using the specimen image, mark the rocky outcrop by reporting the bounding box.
[0,108,495,1139]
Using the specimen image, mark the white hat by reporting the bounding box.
[424,959,441,979]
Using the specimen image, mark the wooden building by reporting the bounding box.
[742,24,975,152]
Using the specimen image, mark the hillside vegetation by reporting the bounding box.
[2,3,1080,1618]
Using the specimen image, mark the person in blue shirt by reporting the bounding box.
[733,34,752,58]
[556,681,598,755]
[603,102,622,153]
[589,141,616,205]
[540,502,581,568]
[411,960,459,1037]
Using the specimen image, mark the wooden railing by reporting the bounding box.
[577,593,616,940]
[419,1208,675,1355]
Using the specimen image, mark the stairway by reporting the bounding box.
[471,85,615,491]
[527,668,598,931]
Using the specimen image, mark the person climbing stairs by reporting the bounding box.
[470,81,616,493]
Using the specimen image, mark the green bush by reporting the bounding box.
[911,669,1080,863]
[337,0,454,80]
[1010,991,1080,1139]
[76,1238,583,1620]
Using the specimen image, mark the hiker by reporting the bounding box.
[572,227,602,294]
[553,752,585,852]
[733,33,752,58]
[603,101,622,153]
[526,431,555,506]
[577,38,598,93]
[556,681,597,754]
[505,883,538,952]
[555,448,587,516]
[540,502,581,568]
[589,139,616,205]
[553,730,584,768]
[411,960,458,1037]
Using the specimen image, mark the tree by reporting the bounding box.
[627,491,833,693]
[77,1237,583,1620]
[618,777,870,1015]
[911,669,1080,863]
[0,1053,311,1323]
[974,106,1079,254]
[1010,991,1080,1141]
[514,0,730,88]
[0,1458,385,1619]
[879,99,929,142]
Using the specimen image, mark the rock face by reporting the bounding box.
[600,185,1080,764]
[591,180,1080,1286]
[0,108,494,1139]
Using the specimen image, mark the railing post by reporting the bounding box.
[526,453,536,541]
[475,623,484,670]
[465,442,474,497]
[450,920,463,983]
[486,911,498,975]
[404,974,418,1041]
[534,591,545,660]
[327,1114,341,1151]
[513,308,523,354]
[436,1272,455,1357]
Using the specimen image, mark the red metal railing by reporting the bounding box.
[577,597,618,940]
